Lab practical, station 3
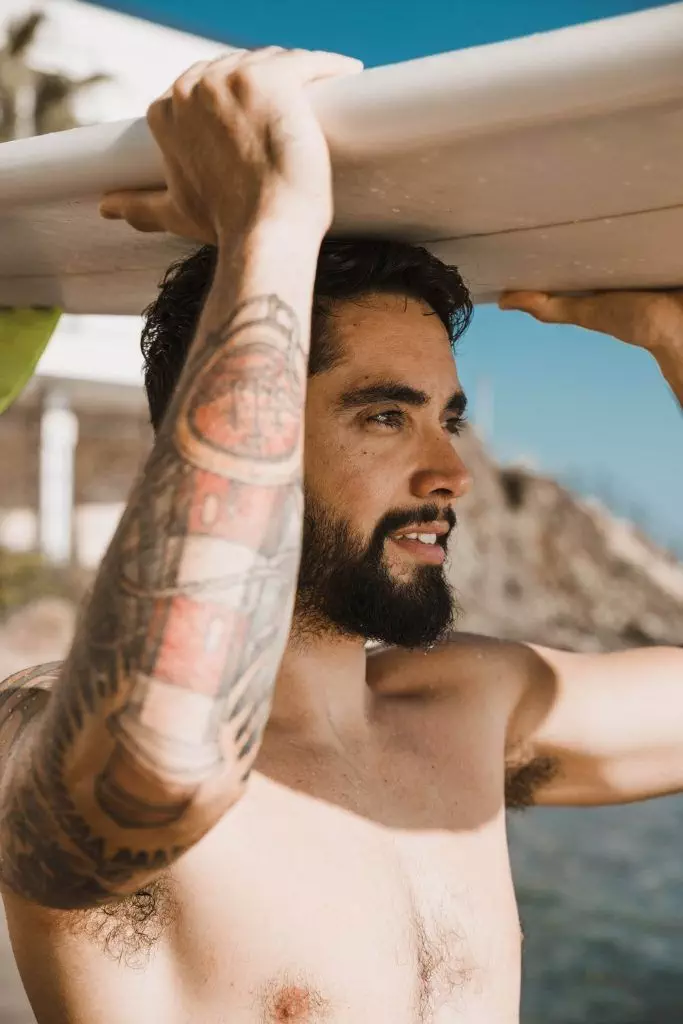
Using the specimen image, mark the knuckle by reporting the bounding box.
[228,65,261,100]
[171,77,193,105]
[177,60,211,97]
[248,44,284,60]
[146,97,166,131]
[188,59,212,75]
[196,67,225,99]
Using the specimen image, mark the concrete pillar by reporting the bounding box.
[39,389,78,565]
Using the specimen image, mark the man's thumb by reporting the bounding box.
[99,189,169,232]
[499,291,584,326]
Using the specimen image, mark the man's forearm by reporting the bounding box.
[1,220,322,908]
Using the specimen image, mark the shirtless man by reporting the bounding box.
[0,48,681,1024]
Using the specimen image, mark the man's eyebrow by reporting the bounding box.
[336,382,468,418]
[336,382,429,410]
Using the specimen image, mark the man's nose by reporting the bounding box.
[410,437,472,501]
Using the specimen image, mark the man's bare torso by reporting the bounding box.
[4,640,544,1024]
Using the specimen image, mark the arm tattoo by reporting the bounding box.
[0,295,308,908]
[0,663,59,764]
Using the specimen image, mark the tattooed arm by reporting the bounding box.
[0,48,362,910]
[0,276,309,910]
[0,663,60,771]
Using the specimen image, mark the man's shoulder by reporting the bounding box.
[367,635,562,807]
[366,631,533,707]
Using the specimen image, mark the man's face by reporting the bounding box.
[296,292,471,647]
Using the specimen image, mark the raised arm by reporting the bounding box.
[509,643,683,805]
[0,48,362,911]
[499,288,683,410]
[498,286,682,804]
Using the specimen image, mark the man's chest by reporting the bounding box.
[165,767,522,1024]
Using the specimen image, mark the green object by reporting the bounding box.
[0,308,62,414]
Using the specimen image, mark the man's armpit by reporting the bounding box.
[0,662,62,764]
[504,755,561,810]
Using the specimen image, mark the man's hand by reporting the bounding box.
[500,289,683,407]
[99,47,363,244]
[498,288,683,350]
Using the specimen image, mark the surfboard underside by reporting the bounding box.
[1,4,682,313]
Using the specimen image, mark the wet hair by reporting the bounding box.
[141,237,473,432]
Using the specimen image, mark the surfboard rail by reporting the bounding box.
[1,2,682,312]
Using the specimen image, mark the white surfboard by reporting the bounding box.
[1,2,683,314]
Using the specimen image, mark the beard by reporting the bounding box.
[294,494,458,648]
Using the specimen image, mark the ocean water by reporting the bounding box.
[510,796,683,1024]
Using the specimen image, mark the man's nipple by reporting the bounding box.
[263,979,331,1022]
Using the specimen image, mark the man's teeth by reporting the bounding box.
[402,532,437,544]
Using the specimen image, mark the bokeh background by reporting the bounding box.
[0,2,681,1021]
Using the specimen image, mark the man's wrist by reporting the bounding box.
[212,212,324,315]
[190,210,323,367]
[215,200,328,255]
[215,216,323,282]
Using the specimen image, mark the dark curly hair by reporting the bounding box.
[141,237,473,432]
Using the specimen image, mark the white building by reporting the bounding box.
[0,0,221,566]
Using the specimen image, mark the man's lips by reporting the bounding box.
[389,535,446,564]
[390,521,451,539]
[387,522,451,565]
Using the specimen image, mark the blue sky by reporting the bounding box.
[95,0,682,551]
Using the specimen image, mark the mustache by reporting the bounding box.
[373,503,456,544]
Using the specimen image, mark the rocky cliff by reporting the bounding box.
[452,430,682,650]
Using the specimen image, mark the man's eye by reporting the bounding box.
[368,410,404,428]
[446,415,468,436]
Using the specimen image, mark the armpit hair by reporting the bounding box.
[59,877,175,968]
[504,755,560,810]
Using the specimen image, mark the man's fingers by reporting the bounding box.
[170,59,215,100]
[499,292,565,321]
[499,288,683,350]
[99,189,170,232]
[269,48,364,82]
[148,60,214,133]
[499,291,598,328]
[100,188,214,243]
[198,48,362,96]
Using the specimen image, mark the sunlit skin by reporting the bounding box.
[267,293,471,741]
[304,293,471,579]
[1,45,682,1024]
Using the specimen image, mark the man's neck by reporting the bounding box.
[267,623,371,747]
